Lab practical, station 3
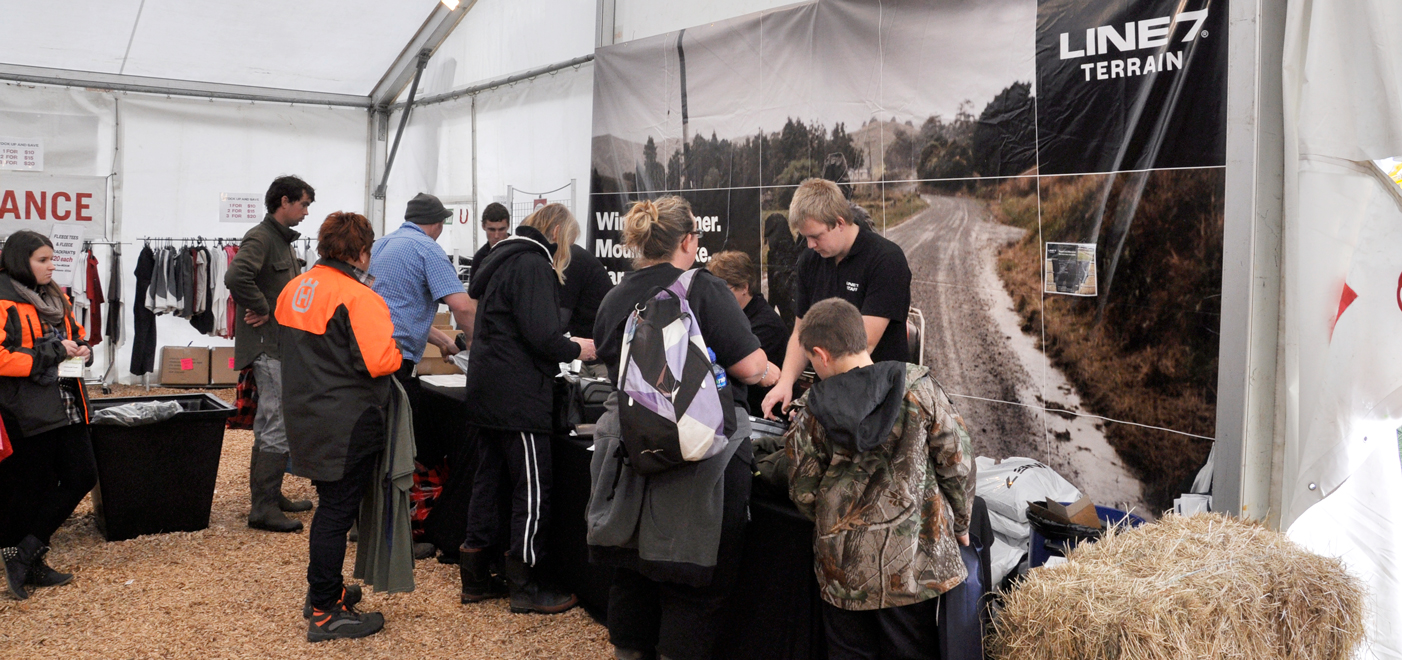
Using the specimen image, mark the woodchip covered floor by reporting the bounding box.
[0,386,613,660]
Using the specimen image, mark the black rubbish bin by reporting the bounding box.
[88,393,233,541]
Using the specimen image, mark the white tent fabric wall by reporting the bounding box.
[110,96,368,384]
[0,85,116,181]
[1282,0,1402,657]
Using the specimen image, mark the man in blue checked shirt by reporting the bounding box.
[369,193,475,558]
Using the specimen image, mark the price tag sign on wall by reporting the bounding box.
[47,226,82,279]
[0,138,43,171]
[220,193,263,223]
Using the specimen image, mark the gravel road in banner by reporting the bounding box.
[886,195,1147,514]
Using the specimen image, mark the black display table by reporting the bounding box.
[416,380,991,660]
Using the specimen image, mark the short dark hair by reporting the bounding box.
[0,229,52,288]
[799,299,867,358]
[317,212,375,264]
[265,175,316,214]
[482,202,510,225]
[706,250,757,294]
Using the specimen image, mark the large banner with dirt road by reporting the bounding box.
[587,0,1227,515]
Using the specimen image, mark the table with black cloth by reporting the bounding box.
[416,380,993,660]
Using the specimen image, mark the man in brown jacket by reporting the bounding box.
[226,175,316,533]
[786,299,973,660]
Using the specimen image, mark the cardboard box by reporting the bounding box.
[418,331,465,375]
[1042,495,1102,529]
[433,311,452,328]
[160,346,211,386]
[209,347,238,386]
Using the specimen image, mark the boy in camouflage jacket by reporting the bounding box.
[786,299,973,658]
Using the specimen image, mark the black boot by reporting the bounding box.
[459,548,507,603]
[2,535,43,600]
[26,546,73,588]
[279,493,313,513]
[504,557,577,614]
[248,449,303,533]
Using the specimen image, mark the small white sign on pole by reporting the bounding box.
[0,138,43,171]
[47,225,82,279]
[220,193,263,223]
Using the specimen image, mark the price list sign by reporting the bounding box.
[220,193,263,223]
[0,138,43,171]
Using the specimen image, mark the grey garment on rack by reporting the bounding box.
[106,245,122,346]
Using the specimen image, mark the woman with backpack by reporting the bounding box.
[587,197,780,660]
[0,230,97,600]
[459,203,596,615]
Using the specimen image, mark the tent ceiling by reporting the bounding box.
[0,0,443,96]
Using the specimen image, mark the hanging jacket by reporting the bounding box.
[463,225,581,433]
[353,377,416,594]
[0,273,90,437]
[276,259,402,482]
[786,362,973,611]
[131,246,158,374]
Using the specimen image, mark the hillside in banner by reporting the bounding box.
[990,169,1224,511]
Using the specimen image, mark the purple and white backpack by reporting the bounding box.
[616,269,736,475]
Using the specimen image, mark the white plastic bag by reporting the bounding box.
[976,456,1083,524]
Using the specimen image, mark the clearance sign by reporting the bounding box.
[0,172,107,238]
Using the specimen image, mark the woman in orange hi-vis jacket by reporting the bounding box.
[0,230,96,602]
[275,212,402,643]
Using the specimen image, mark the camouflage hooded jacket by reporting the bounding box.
[786,362,973,611]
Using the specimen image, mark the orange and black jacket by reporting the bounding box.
[276,259,402,482]
[0,273,90,437]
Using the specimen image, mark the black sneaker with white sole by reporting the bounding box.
[303,584,362,619]
[307,600,384,643]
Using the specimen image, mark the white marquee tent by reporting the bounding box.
[1,0,1400,656]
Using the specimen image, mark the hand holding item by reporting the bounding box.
[61,340,87,358]
[572,337,597,362]
[760,383,793,421]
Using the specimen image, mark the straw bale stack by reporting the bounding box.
[989,513,1366,660]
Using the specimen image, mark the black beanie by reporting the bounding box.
[405,193,452,224]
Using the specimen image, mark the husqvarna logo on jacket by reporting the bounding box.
[291,280,318,313]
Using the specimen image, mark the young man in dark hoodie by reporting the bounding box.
[785,299,974,660]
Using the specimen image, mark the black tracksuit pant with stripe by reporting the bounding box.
[462,427,551,565]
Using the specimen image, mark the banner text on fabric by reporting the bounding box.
[0,138,43,171]
[0,172,106,238]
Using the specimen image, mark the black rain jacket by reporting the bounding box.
[464,226,581,433]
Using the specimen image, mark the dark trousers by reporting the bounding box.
[0,423,98,547]
[462,427,552,565]
[306,451,379,610]
[606,451,751,660]
[822,596,943,660]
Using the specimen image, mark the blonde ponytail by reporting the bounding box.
[622,196,693,266]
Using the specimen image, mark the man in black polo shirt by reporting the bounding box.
[760,178,912,420]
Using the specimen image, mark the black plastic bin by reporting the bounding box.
[88,393,233,541]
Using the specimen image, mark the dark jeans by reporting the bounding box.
[0,423,97,547]
[307,450,379,610]
[462,427,552,565]
[606,451,751,660]
[822,596,943,660]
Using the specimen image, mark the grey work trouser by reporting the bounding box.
[251,354,289,454]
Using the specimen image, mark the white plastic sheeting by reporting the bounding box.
[383,65,593,259]
[0,0,441,95]
[109,96,369,384]
[1282,0,1402,657]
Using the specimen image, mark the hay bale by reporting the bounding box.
[989,513,1366,660]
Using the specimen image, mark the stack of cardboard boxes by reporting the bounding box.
[158,346,239,386]
[159,310,465,384]
[417,311,464,376]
